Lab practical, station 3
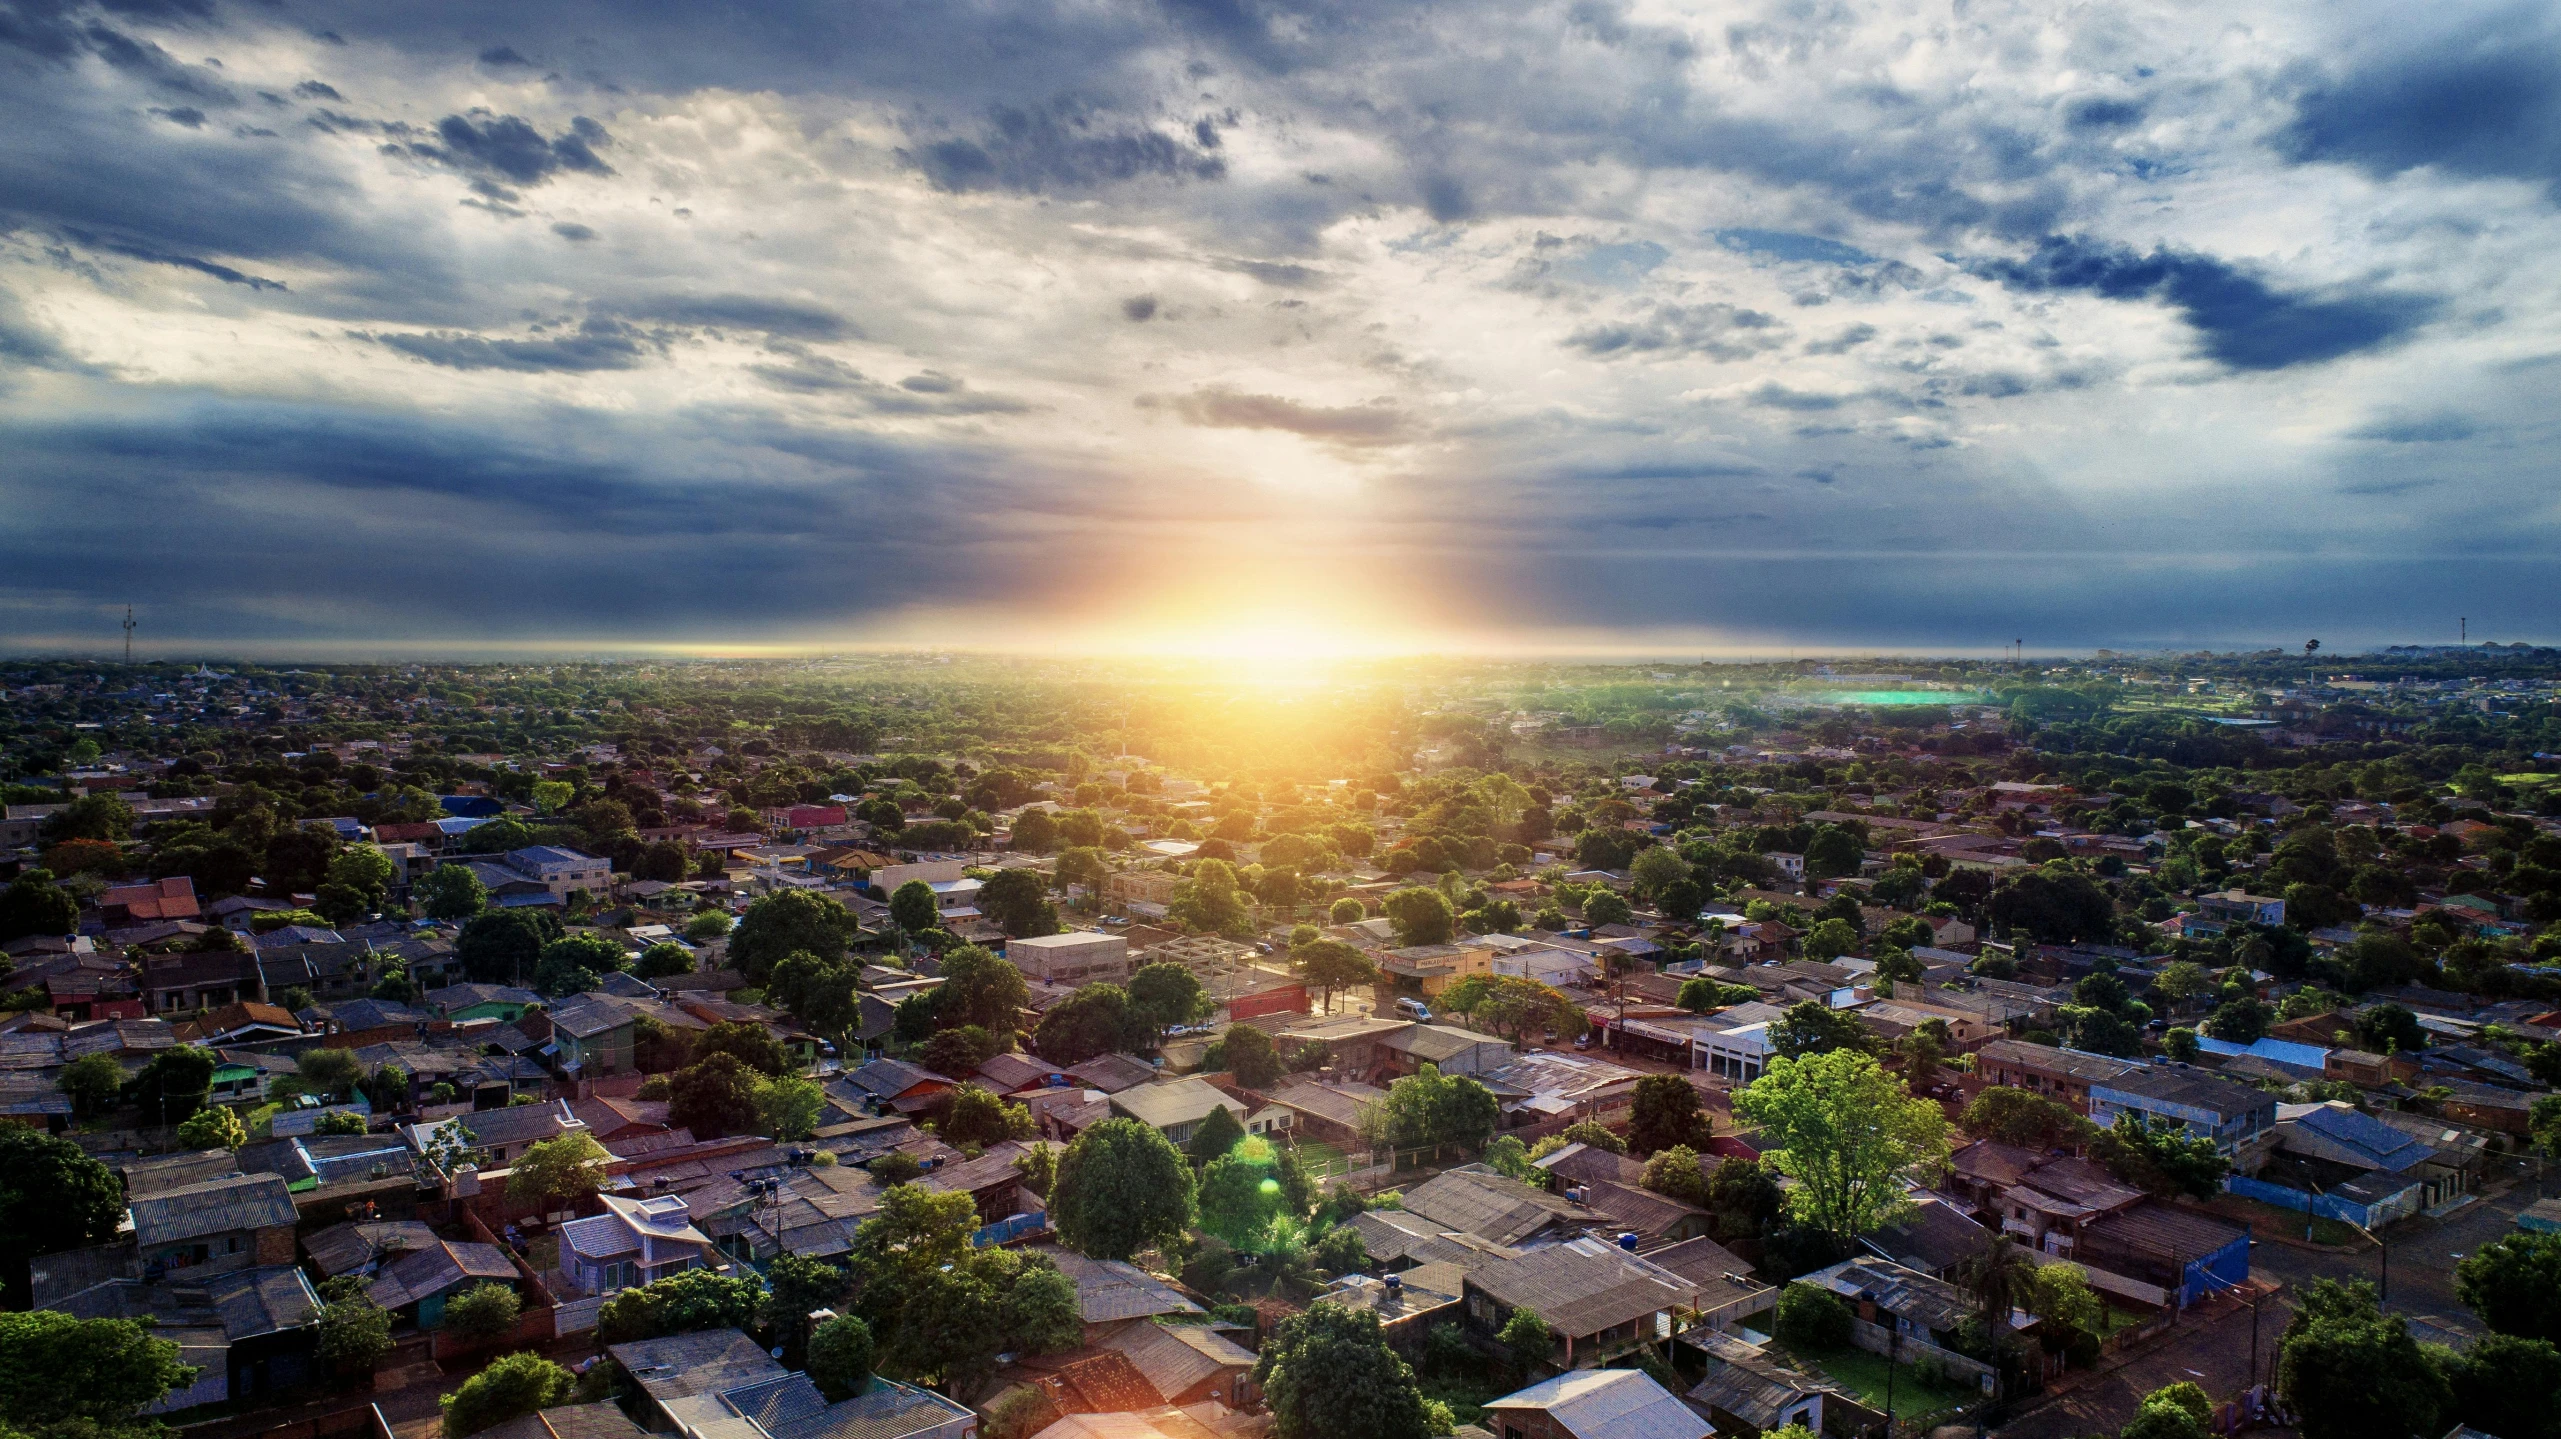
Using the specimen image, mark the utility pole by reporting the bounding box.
[2461,618,2467,646]
[123,605,136,664]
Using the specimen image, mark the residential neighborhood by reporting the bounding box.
[3,650,2561,1439]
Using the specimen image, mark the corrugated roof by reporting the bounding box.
[1401,1166,1581,1246]
[129,1172,297,1248]
[1468,1236,1704,1338]
[1485,1366,1708,1439]
[1042,1249,1204,1323]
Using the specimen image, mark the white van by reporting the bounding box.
[1394,997,1433,1022]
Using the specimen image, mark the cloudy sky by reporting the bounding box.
[3,0,2557,658]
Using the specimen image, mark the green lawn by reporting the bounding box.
[1778,1342,1978,1425]
[1291,1139,1351,1176]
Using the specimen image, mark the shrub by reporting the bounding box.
[1774,1282,1852,1350]
[439,1283,523,1345]
[441,1351,573,1437]
[806,1314,876,1401]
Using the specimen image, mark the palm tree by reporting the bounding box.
[1957,1236,2039,1327]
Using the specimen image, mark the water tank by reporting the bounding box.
[1384,1273,1403,1293]
[1618,1232,1639,1251]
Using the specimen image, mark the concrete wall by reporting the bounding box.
[1845,1318,1999,1394]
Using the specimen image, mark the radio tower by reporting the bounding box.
[122,606,136,664]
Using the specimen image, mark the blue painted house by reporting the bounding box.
[2089,1062,2278,1159]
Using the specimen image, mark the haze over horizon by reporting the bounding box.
[4,0,2560,655]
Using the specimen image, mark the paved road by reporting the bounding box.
[2245,1156,2544,1346]
[1999,1289,2294,1439]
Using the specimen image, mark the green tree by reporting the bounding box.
[2447,1332,2561,1439]
[2278,1279,2450,1439]
[634,942,695,978]
[1169,861,1259,939]
[2091,1113,2230,1199]
[533,931,627,997]
[1033,983,1146,1065]
[1128,962,1210,1040]
[763,1253,853,1366]
[1804,826,1865,881]
[440,1282,523,1344]
[1960,1087,2095,1149]
[753,1074,822,1141]
[2122,1384,2213,1439]
[1640,1145,1710,1206]
[1705,1156,1788,1243]
[2163,1026,2201,1062]
[685,911,734,940]
[1497,1307,1556,1375]
[593,1268,765,1344]
[1484,1133,1538,1182]
[807,1313,877,1401]
[0,1309,197,1431]
[1582,890,1633,927]
[441,1350,573,1437]
[1364,1064,1499,1152]
[130,1043,217,1126]
[176,1104,247,1150]
[1801,917,1861,963]
[315,1281,396,1374]
[920,1024,1002,1077]
[1330,897,1367,923]
[1768,1000,1878,1058]
[889,880,941,936]
[937,944,1031,1035]
[456,909,553,985]
[1215,1023,1287,1088]
[1628,1073,1710,1154]
[508,1131,609,1211]
[2455,1233,2561,1344]
[1560,1119,1626,1154]
[1187,1102,1249,1165]
[57,1051,126,1120]
[668,1052,765,1139]
[1731,1048,1949,1245]
[1254,1303,1434,1439]
[0,869,80,943]
[1381,886,1455,946]
[979,869,1060,938]
[1050,1118,1198,1260]
[697,1019,792,1077]
[1293,939,1379,1014]
[297,1044,363,1099]
[937,1084,1032,1148]
[1199,1136,1300,1249]
[1774,1282,1853,1349]
[731,889,857,981]
[415,862,490,921]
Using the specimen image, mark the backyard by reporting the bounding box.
[1775,1340,1980,1427]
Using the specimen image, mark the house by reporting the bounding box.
[2071,1202,2251,1308]
[1012,931,1133,985]
[502,846,614,902]
[1040,1248,1206,1335]
[301,1219,440,1280]
[1403,1166,1588,1247]
[544,994,639,1076]
[2090,1063,2279,1160]
[1684,1328,1840,1439]
[137,950,250,1014]
[613,1328,976,1439]
[1484,1368,1709,1439]
[2366,1108,2492,1199]
[559,1193,718,1297]
[182,1001,305,1046]
[51,1265,321,1410]
[405,1098,586,1168]
[1464,1235,1707,1365]
[2196,890,2286,927]
[1067,1053,1159,1094]
[364,1238,520,1329]
[1477,1050,1647,1130]
[426,983,543,1023]
[1636,1235,1778,1332]
[1797,1255,1982,1354]
[1960,1039,2136,1115]
[100,877,201,925]
[1094,1318,1260,1408]
[1378,1023,1515,1079]
[1321,1264,1469,1342]
[1377,942,1495,1001]
[1946,1142,2146,1257]
[977,1051,1075,1093]
[208,1047,303,1105]
[846,1056,960,1114]
[1109,1077,1249,1148]
[1262,1079,1384,1148]
[1862,1194,1996,1281]
[130,1172,300,1276]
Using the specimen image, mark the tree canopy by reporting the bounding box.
[1049,1118,1197,1261]
[1731,1048,1949,1244]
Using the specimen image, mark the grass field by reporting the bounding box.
[1778,1341,1979,1425]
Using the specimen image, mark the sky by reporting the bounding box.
[3,0,2559,659]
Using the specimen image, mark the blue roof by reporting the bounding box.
[2286,1104,2436,1172]
[509,845,592,865]
[439,795,503,818]
[434,816,495,835]
[2197,1035,2330,1072]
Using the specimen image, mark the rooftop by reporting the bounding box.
[1469,1236,1706,1339]
[1485,1368,1708,1439]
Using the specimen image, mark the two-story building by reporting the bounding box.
[130,1173,299,1276]
[2088,1063,2279,1161]
[558,1193,717,1297]
[1008,930,1131,985]
[1964,1039,2139,1115]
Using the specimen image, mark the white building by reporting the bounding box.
[1008,930,1131,984]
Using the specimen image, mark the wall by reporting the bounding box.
[1844,1318,1999,1394]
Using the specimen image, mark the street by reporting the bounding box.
[2242,1156,2544,1348]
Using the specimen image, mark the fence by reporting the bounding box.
[973,1211,1050,1248]
[1844,1319,2000,1395]
[553,1294,604,1335]
[2225,1173,2418,1229]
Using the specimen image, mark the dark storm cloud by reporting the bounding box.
[358,318,659,372]
[2065,97,2147,131]
[2277,13,2561,191]
[65,228,288,289]
[1967,235,2438,370]
[619,295,857,341]
[1143,387,1411,446]
[904,104,1226,193]
[1567,303,1786,361]
[749,349,1035,415]
[394,113,613,193]
[2349,412,2478,443]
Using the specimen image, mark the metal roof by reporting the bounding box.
[129,1172,297,1248]
[1109,1077,1247,1131]
[1401,1166,1582,1245]
[1485,1365,1708,1439]
[1467,1236,1705,1339]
